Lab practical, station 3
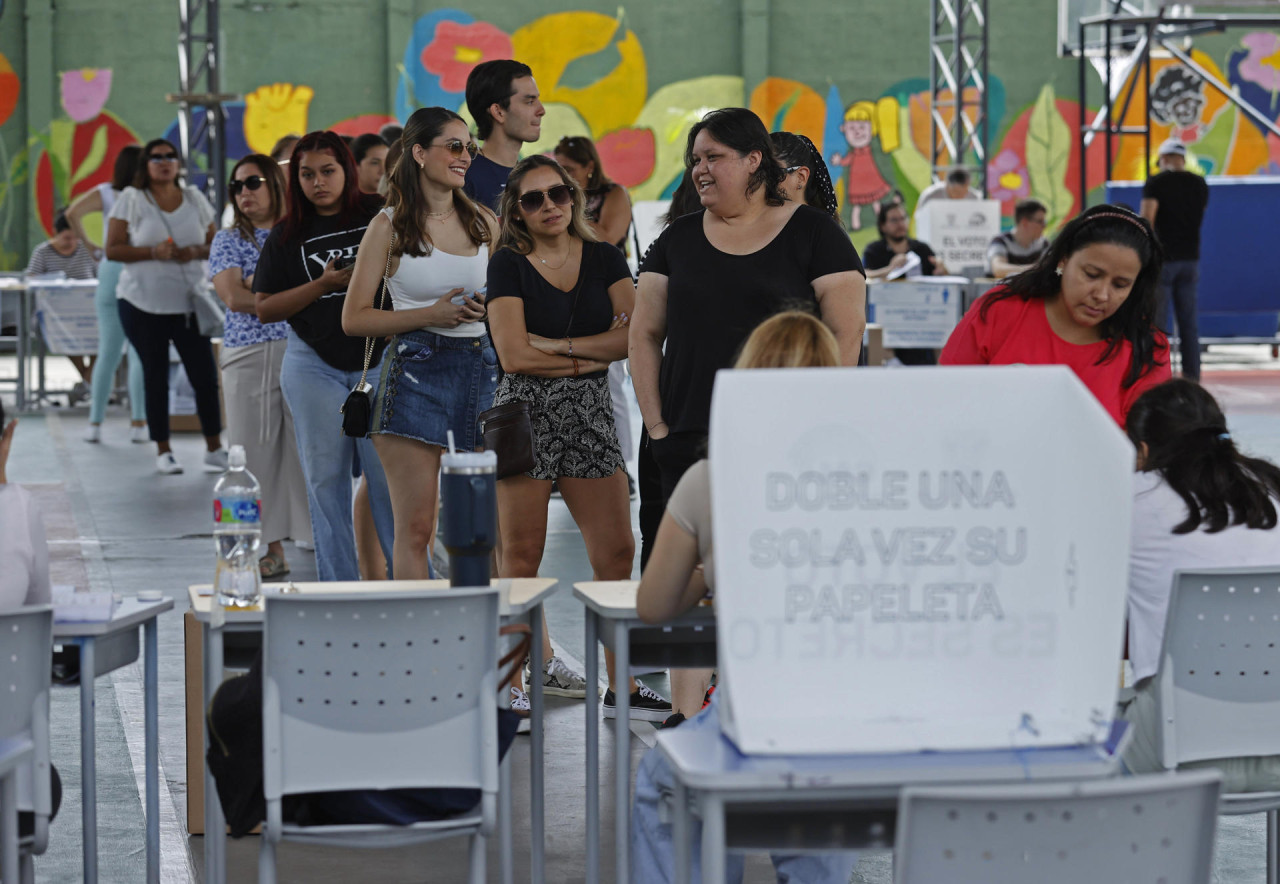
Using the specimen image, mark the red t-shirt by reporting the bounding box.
[940,293,1171,426]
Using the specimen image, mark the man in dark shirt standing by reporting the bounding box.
[463,60,545,212]
[1141,139,1209,380]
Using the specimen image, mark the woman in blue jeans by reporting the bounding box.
[252,130,394,581]
[65,144,148,443]
[632,312,858,883]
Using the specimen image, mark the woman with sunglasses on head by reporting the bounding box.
[769,130,841,223]
[940,204,1170,426]
[488,156,660,718]
[342,107,495,581]
[208,154,312,579]
[252,131,395,582]
[553,135,633,248]
[105,138,226,475]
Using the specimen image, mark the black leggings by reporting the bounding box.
[118,299,222,443]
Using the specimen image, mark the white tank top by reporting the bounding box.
[383,208,489,339]
[98,182,118,220]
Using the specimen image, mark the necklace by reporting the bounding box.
[535,240,573,270]
[425,205,455,219]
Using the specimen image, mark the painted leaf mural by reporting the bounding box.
[1025,85,1073,231]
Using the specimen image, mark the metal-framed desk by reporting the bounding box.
[56,596,173,884]
[573,580,717,884]
[657,718,1129,884]
[0,735,33,883]
[0,280,34,410]
[188,578,557,884]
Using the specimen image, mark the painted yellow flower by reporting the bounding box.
[244,83,314,156]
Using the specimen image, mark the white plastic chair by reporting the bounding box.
[0,606,52,884]
[1156,567,1280,881]
[259,589,500,884]
[894,770,1221,883]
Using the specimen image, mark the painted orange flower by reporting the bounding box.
[421,21,513,94]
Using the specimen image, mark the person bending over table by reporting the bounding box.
[632,311,858,884]
[940,204,1170,427]
[1120,379,1280,787]
[486,155,660,720]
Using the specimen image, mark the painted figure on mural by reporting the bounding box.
[1150,67,1207,136]
[829,99,898,231]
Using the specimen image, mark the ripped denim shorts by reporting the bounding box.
[371,329,499,450]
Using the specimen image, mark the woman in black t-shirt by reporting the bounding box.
[488,156,664,718]
[631,107,867,508]
[252,131,394,582]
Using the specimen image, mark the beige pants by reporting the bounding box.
[220,338,312,546]
[1119,675,1280,792]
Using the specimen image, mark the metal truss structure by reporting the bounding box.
[171,0,235,213]
[929,0,991,195]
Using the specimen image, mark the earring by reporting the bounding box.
[1055,266,1063,276]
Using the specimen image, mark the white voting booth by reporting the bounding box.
[915,199,1000,276]
[867,278,967,349]
[709,366,1134,756]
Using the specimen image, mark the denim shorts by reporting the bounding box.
[371,330,499,450]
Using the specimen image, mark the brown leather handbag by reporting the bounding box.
[479,401,536,480]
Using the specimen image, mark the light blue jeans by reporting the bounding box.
[632,694,859,883]
[279,331,395,581]
[89,260,145,424]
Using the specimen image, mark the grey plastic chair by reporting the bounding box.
[1156,567,1280,881]
[0,606,52,884]
[894,770,1221,883]
[259,589,500,884]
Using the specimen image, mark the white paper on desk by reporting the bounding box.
[884,250,922,281]
[52,586,117,622]
[709,367,1133,755]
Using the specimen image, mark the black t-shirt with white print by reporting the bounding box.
[253,197,383,371]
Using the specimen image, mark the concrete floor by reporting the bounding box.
[7,346,1280,882]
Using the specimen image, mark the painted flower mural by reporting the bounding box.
[987,149,1030,204]
[60,69,112,123]
[421,21,513,94]
[0,51,18,128]
[244,83,314,155]
[1228,32,1280,141]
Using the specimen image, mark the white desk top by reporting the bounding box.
[187,578,557,623]
[53,597,174,638]
[573,580,716,624]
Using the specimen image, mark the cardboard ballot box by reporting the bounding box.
[709,365,1134,755]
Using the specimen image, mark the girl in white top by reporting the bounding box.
[1122,378,1280,788]
[343,107,498,581]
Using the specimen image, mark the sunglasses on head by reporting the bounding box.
[517,184,573,213]
[228,175,267,197]
[428,139,479,159]
[148,152,179,162]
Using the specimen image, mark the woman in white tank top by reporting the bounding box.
[343,107,499,580]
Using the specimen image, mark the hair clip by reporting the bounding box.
[1086,211,1150,238]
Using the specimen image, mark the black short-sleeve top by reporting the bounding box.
[486,239,632,380]
[640,204,864,434]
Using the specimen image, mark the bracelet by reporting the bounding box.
[571,357,580,377]
[567,337,574,357]
[646,420,667,433]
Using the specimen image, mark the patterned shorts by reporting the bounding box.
[491,372,625,481]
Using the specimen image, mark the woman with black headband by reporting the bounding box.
[942,204,1170,426]
[769,130,840,222]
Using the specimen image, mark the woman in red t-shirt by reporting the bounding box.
[941,204,1170,425]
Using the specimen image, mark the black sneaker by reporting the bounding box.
[602,684,672,722]
[660,712,686,730]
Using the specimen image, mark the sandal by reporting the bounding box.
[259,552,290,579]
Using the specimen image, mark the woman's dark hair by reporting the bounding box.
[387,107,490,258]
[350,132,388,165]
[981,203,1165,387]
[280,131,367,243]
[53,209,71,234]
[875,201,908,238]
[465,59,534,141]
[133,139,182,189]
[1127,379,1280,534]
[660,167,701,228]
[111,145,143,192]
[684,108,786,207]
[269,134,299,162]
[228,154,287,244]
[553,135,610,191]
[770,131,838,220]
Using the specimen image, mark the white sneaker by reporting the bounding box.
[525,654,589,699]
[203,448,229,472]
[156,452,183,475]
[83,424,101,443]
[510,686,531,734]
[130,425,148,443]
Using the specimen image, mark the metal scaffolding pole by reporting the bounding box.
[171,0,234,214]
[928,0,990,194]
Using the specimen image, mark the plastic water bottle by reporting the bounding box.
[213,445,262,608]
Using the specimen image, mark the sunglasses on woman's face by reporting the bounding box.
[148,152,179,163]
[518,184,573,214]
[427,139,479,159]
[228,175,267,197]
